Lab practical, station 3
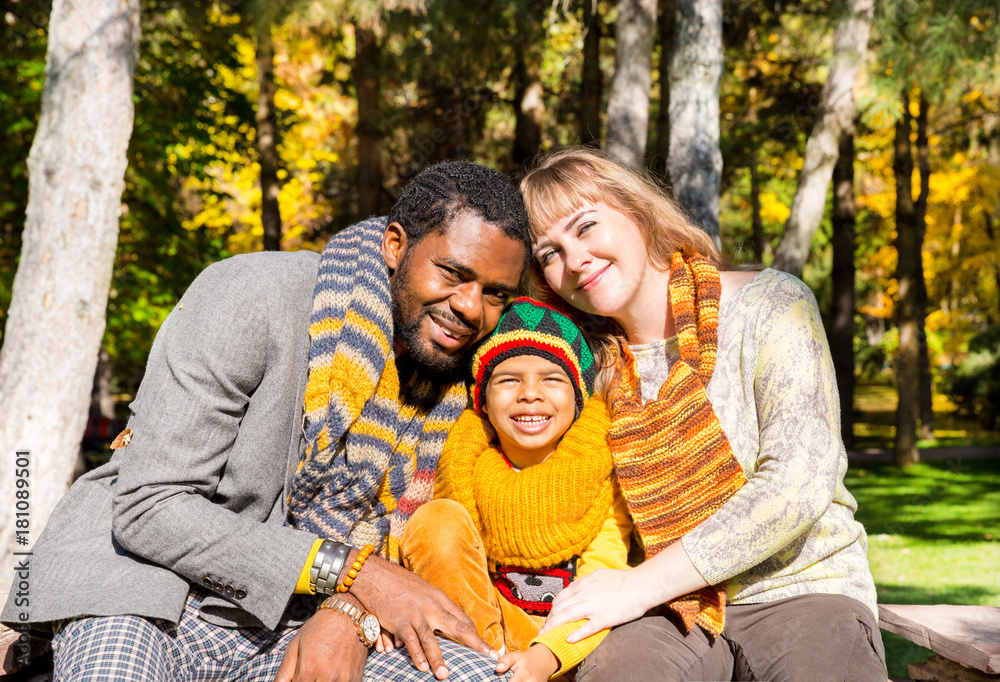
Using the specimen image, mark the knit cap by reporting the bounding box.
[471,297,597,416]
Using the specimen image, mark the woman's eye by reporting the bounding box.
[537,251,555,265]
[578,221,594,236]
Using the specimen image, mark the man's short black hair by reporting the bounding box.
[387,160,531,265]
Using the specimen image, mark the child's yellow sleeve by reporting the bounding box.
[530,493,633,676]
[293,538,324,594]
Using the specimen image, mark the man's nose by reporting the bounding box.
[449,283,484,330]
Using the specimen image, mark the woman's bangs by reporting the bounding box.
[524,170,606,240]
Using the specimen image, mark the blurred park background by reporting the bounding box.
[1,0,998,676]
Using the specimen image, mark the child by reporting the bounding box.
[398,297,632,681]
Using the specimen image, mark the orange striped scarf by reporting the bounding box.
[608,251,747,637]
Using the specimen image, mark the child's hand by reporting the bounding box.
[374,629,402,654]
[494,644,560,682]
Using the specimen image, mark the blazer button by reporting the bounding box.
[203,577,213,588]
[235,589,247,600]
[214,581,224,592]
[224,584,235,597]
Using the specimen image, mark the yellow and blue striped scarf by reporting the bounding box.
[287,218,467,562]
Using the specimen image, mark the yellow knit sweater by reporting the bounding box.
[435,396,616,568]
[434,396,632,676]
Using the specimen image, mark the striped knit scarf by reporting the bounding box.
[286,218,468,562]
[608,251,747,638]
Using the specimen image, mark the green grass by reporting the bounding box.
[846,459,1000,677]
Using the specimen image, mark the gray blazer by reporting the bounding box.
[3,250,322,631]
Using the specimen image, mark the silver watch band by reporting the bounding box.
[311,540,350,595]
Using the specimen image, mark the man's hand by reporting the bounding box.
[350,555,499,680]
[274,607,367,682]
[494,645,559,682]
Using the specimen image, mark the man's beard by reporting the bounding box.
[390,254,474,379]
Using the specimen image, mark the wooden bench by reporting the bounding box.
[880,604,1000,681]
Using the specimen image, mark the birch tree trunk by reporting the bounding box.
[605,0,657,167]
[667,0,722,244]
[771,0,873,278]
[0,0,140,575]
[830,130,856,450]
[91,346,116,419]
[580,0,603,146]
[894,92,920,467]
[256,25,282,251]
[512,1,545,174]
[355,26,383,219]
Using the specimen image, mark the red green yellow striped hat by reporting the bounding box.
[471,297,597,415]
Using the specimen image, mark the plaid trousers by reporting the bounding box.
[53,588,511,681]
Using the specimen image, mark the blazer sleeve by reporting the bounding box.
[110,255,318,629]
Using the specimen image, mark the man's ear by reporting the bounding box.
[382,221,408,273]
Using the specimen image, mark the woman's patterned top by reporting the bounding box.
[629,268,878,617]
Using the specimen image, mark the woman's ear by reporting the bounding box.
[382,221,408,273]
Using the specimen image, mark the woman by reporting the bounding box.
[518,147,886,681]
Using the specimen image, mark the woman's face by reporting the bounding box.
[532,201,650,318]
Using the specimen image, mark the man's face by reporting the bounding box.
[385,210,526,373]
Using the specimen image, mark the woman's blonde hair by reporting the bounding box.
[519,146,724,270]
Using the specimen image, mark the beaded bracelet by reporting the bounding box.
[336,544,375,593]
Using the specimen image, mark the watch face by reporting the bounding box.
[360,614,380,644]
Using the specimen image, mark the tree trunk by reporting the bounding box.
[750,149,764,261]
[606,0,657,168]
[91,346,116,419]
[0,0,140,573]
[355,26,382,219]
[512,10,544,174]
[771,0,874,279]
[652,0,673,178]
[667,0,723,245]
[580,0,603,146]
[830,130,856,450]
[256,26,282,251]
[894,91,920,467]
[915,95,934,440]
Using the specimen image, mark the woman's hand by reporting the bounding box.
[494,645,560,682]
[536,568,651,643]
[539,542,711,643]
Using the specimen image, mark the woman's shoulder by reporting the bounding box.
[719,268,815,310]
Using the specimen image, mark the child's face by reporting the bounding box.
[483,354,577,469]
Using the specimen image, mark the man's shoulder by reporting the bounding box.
[194,250,321,304]
[205,249,321,279]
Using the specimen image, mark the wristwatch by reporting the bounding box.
[320,596,381,648]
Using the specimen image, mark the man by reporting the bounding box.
[2,161,530,681]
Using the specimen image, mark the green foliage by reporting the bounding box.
[944,326,1000,431]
